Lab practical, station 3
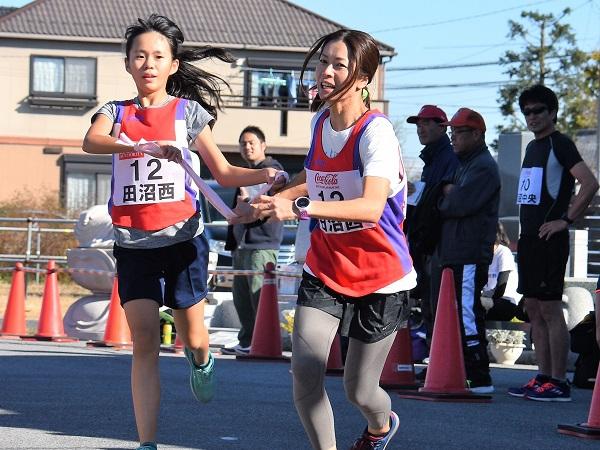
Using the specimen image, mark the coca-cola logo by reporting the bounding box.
[314,173,338,186]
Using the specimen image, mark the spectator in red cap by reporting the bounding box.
[435,107,500,394]
[405,105,459,377]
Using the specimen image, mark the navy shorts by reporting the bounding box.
[113,234,209,309]
[517,231,569,301]
[297,271,410,343]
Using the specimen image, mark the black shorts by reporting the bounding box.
[113,234,209,309]
[517,231,569,300]
[296,271,410,343]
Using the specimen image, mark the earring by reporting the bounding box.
[361,87,369,101]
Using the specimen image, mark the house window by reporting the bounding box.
[247,68,315,109]
[65,173,111,213]
[59,155,112,212]
[29,56,98,108]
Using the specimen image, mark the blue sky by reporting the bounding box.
[2,0,599,158]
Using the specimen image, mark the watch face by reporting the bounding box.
[296,197,310,208]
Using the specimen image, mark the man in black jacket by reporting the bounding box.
[406,105,459,366]
[437,108,500,393]
[222,126,284,355]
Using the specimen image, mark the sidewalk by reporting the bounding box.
[0,338,598,450]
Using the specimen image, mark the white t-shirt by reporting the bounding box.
[484,245,519,304]
[305,112,416,293]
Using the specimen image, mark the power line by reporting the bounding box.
[386,52,592,71]
[387,81,509,90]
[368,0,557,33]
[388,61,500,71]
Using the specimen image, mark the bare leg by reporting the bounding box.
[524,298,551,376]
[538,300,569,379]
[124,299,161,445]
[173,300,209,365]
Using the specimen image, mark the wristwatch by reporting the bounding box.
[294,197,311,220]
[560,212,574,225]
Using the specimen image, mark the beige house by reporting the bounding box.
[0,0,395,213]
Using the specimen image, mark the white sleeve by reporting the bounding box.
[358,117,401,196]
[497,245,516,272]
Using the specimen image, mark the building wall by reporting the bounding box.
[0,37,389,206]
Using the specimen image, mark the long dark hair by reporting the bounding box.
[300,29,380,112]
[125,14,235,120]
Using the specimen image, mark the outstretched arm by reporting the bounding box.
[191,125,277,187]
[275,170,308,200]
[255,175,390,222]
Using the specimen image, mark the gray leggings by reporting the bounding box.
[292,305,397,450]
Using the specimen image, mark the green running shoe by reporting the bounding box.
[184,347,215,403]
[136,443,157,450]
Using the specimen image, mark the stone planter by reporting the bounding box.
[489,343,525,365]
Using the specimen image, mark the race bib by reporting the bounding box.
[112,151,186,206]
[516,167,542,205]
[306,168,375,234]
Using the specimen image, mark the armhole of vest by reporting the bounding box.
[307,109,329,167]
[115,103,125,125]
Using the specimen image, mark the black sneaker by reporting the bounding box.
[467,379,495,394]
[415,368,427,382]
[220,344,250,356]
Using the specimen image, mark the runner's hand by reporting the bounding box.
[156,141,183,163]
[229,200,260,224]
[134,140,182,163]
[254,195,295,221]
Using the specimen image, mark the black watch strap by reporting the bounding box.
[561,213,574,225]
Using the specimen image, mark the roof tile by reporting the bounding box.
[0,0,393,52]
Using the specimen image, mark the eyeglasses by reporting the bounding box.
[449,129,473,137]
[522,106,548,116]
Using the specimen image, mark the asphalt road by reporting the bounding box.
[0,339,598,450]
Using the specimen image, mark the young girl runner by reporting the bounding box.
[82,14,279,450]
[251,29,416,450]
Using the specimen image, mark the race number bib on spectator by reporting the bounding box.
[306,168,375,234]
[112,152,186,206]
[516,167,542,205]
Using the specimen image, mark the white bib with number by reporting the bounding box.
[112,151,186,206]
[516,167,543,205]
[306,168,375,234]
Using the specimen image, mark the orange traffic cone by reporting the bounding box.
[558,363,600,439]
[238,262,289,361]
[1,263,27,338]
[380,327,419,390]
[399,268,491,402]
[34,261,72,341]
[90,276,132,348]
[326,333,344,376]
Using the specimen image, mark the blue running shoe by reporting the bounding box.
[508,374,549,398]
[350,411,399,450]
[184,347,215,403]
[526,380,571,402]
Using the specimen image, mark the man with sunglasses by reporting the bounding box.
[437,108,500,393]
[509,84,598,401]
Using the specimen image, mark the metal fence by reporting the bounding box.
[0,217,78,265]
